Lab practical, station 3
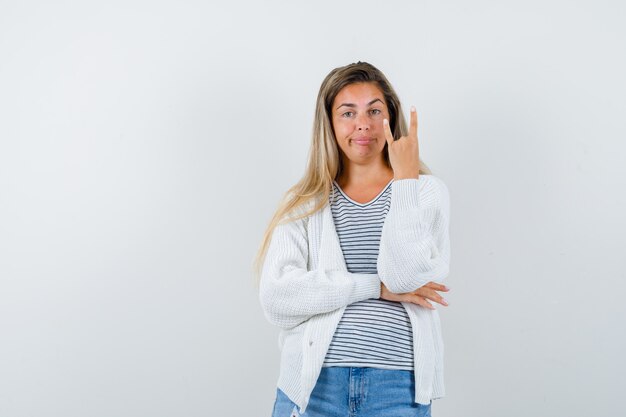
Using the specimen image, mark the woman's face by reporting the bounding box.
[331,82,390,166]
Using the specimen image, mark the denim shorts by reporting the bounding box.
[271,366,432,417]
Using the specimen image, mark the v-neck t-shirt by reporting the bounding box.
[322,179,414,370]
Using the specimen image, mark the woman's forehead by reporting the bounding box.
[333,82,386,107]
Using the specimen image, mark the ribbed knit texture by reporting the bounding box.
[322,178,414,370]
[259,175,451,414]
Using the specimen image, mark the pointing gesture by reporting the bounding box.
[383,106,420,180]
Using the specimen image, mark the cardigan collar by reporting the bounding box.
[317,202,348,273]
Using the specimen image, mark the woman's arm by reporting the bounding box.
[376,175,451,294]
[259,212,381,330]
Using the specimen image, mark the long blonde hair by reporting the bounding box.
[252,61,431,286]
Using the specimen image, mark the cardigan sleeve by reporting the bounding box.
[376,175,451,294]
[259,209,382,330]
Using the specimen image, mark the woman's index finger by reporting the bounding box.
[383,118,394,145]
[424,281,449,291]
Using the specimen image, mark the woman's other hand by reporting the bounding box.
[380,281,449,310]
[383,106,420,180]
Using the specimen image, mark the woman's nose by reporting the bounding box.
[356,113,370,130]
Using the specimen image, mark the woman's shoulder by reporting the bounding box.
[282,192,324,222]
[413,174,450,208]
[419,174,449,194]
[389,174,449,211]
[393,174,448,194]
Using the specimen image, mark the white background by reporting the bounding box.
[1,1,625,416]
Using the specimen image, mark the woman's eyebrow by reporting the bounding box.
[336,98,383,110]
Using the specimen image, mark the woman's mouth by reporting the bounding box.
[353,137,373,145]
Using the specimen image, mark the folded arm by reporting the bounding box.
[376,176,451,294]
[259,210,381,330]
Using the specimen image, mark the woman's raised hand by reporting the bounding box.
[383,106,420,180]
[380,281,449,310]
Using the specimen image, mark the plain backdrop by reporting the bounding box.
[1,1,625,416]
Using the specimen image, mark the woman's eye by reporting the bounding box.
[370,109,381,115]
[342,112,354,117]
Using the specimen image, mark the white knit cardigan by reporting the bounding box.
[259,175,451,414]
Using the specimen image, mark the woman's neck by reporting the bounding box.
[337,160,394,189]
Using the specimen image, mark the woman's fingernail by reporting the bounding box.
[441,298,448,305]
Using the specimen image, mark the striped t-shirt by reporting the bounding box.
[322,178,414,370]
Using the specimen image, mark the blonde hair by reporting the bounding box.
[252,61,431,286]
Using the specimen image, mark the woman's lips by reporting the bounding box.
[353,137,373,145]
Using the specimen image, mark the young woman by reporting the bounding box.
[254,61,451,417]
